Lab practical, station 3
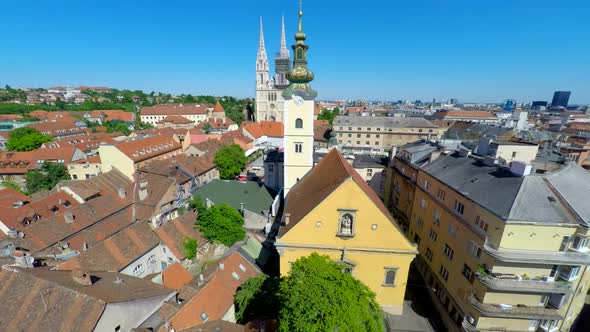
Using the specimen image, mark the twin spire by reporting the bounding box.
[257,16,290,64]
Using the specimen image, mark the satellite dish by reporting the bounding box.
[502,99,517,112]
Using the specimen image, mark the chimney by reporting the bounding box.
[118,187,126,199]
[284,213,291,225]
[64,212,75,224]
[240,202,244,213]
[218,263,225,270]
[72,270,93,285]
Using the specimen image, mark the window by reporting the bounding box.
[367,128,371,131]
[133,264,145,277]
[439,265,449,281]
[429,229,438,242]
[383,268,397,286]
[357,134,361,138]
[376,134,380,138]
[367,169,373,177]
[296,48,303,60]
[356,141,361,144]
[348,133,352,137]
[443,244,454,260]
[432,209,440,226]
[572,235,589,252]
[540,319,558,331]
[454,200,465,215]
[268,164,274,173]
[558,265,581,281]
[448,224,457,237]
[232,271,240,280]
[200,312,209,322]
[115,326,121,332]
[424,180,429,190]
[295,118,303,128]
[357,127,362,130]
[425,248,433,261]
[416,216,424,229]
[148,254,157,265]
[365,141,370,145]
[414,234,421,245]
[462,264,474,282]
[475,215,489,233]
[467,241,482,258]
[437,189,446,201]
[420,198,427,208]
[72,174,78,179]
[512,151,517,158]
[295,143,302,153]
[377,128,381,131]
[366,134,370,138]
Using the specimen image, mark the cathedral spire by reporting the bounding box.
[257,17,268,71]
[280,15,289,57]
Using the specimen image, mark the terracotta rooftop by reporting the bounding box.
[141,103,213,116]
[196,117,236,131]
[0,187,30,208]
[0,191,80,234]
[175,154,217,177]
[15,193,131,254]
[213,101,225,113]
[168,252,259,331]
[162,262,194,290]
[98,109,134,122]
[158,115,194,125]
[155,211,206,260]
[0,267,174,332]
[279,148,400,237]
[28,120,91,137]
[0,147,84,174]
[56,221,160,272]
[43,133,117,152]
[242,121,283,138]
[115,135,182,162]
[58,168,132,197]
[138,159,192,185]
[179,320,245,332]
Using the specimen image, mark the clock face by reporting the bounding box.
[293,94,304,106]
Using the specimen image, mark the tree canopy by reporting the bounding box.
[105,120,131,135]
[234,275,280,323]
[213,144,247,179]
[198,203,245,246]
[25,161,70,194]
[6,127,52,151]
[278,253,383,332]
[317,107,340,125]
[182,237,198,259]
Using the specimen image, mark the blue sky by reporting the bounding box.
[1,0,589,103]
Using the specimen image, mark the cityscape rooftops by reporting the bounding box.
[114,135,182,162]
[155,212,206,261]
[334,115,438,128]
[141,103,213,116]
[193,180,274,217]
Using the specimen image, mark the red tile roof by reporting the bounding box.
[98,110,134,122]
[28,120,91,138]
[162,262,194,290]
[0,147,84,174]
[213,101,225,113]
[169,252,259,331]
[115,136,182,162]
[156,212,206,260]
[196,117,235,130]
[242,121,283,138]
[158,115,194,125]
[434,110,497,119]
[0,187,30,208]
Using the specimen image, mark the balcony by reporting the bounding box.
[475,271,572,294]
[483,239,590,265]
[468,294,562,320]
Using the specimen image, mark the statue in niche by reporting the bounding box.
[340,213,353,235]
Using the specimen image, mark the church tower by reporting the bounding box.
[282,6,317,195]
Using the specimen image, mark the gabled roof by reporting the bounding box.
[242,121,284,138]
[114,135,182,162]
[162,262,194,290]
[56,221,161,272]
[0,187,30,208]
[0,267,173,332]
[141,104,212,116]
[168,252,259,331]
[156,212,206,260]
[280,148,399,237]
[158,115,193,125]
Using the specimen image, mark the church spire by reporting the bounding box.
[280,15,289,58]
[256,17,268,71]
[283,4,317,100]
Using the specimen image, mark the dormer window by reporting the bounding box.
[572,235,589,252]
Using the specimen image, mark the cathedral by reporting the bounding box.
[255,16,291,122]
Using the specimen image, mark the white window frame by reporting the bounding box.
[429,228,437,242]
[443,243,454,260]
[571,235,589,252]
[454,200,465,215]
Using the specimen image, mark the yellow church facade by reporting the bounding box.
[276,149,418,315]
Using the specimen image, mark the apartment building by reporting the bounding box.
[432,110,499,124]
[140,103,219,126]
[333,115,439,154]
[386,142,590,332]
[99,135,182,180]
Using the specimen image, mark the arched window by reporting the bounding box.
[295,118,303,128]
[297,48,303,60]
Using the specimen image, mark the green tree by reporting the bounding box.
[202,122,212,134]
[213,144,247,179]
[189,195,207,216]
[25,162,70,194]
[234,275,280,323]
[279,253,383,332]
[198,203,245,246]
[6,127,52,151]
[317,107,340,125]
[1,181,25,194]
[105,121,131,135]
[55,97,66,110]
[182,237,198,259]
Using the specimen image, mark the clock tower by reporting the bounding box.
[282,6,317,195]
